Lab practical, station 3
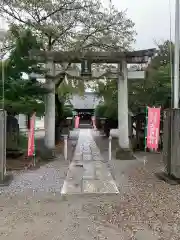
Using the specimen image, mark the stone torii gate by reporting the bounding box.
[30,49,155,159]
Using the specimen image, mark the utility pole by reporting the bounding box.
[174,0,180,108]
[0,29,7,183]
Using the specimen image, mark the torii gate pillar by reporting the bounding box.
[116,61,135,160]
[44,61,56,150]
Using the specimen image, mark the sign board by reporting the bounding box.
[127,56,149,64]
[146,107,161,150]
[27,112,36,157]
[128,71,145,80]
[66,117,73,120]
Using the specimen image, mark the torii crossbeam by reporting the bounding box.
[30,49,155,63]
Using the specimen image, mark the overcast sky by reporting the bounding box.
[0,0,176,50]
[106,0,176,49]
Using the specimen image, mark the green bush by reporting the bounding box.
[94,104,107,118]
[95,102,117,121]
[63,105,73,118]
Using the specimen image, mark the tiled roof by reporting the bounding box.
[68,92,102,110]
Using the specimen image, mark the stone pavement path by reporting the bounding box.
[61,129,119,194]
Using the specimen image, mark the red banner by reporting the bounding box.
[27,112,36,157]
[91,116,96,129]
[75,116,80,128]
[146,107,161,150]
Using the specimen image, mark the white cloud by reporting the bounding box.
[109,0,175,49]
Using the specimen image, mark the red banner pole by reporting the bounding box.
[27,112,36,162]
[144,106,148,152]
[33,112,36,167]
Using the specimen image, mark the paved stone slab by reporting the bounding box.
[83,150,91,155]
[73,152,83,161]
[61,129,119,194]
[66,166,83,181]
[61,180,81,194]
[83,180,119,193]
[83,163,96,180]
[93,155,103,161]
[83,154,92,161]
[95,165,113,181]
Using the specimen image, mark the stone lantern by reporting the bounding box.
[81,59,92,77]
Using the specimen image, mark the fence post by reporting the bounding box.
[0,110,6,182]
[109,135,112,161]
[64,135,68,161]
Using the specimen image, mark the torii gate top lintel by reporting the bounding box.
[30,48,156,64]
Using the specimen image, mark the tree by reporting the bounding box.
[95,40,173,118]
[150,40,174,69]
[95,78,118,119]
[0,27,51,154]
[0,0,137,134]
[128,64,171,112]
[0,26,48,116]
[0,0,136,52]
[0,0,138,144]
[0,0,136,98]
[129,40,173,111]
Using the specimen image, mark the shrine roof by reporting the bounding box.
[30,48,156,64]
[66,92,102,110]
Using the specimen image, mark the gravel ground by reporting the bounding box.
[0,129,127,240]
[93,130,180,239]
[0,160,69,196]
[0,193,133,240]
[1,129,180,240]
[0,130,79,196]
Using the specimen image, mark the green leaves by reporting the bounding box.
[0,0,137,118]
[57,77,85,102]
[95,40,173,118]
[0,0,136,52]
[94,78,118,120]
[0,28,47,115]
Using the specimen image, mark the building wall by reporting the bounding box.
[16,114,44,131]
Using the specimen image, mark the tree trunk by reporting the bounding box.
[55,77,65,144]
[27,114,30,129]
[55,93,63,144]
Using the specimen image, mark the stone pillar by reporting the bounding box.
[44,62,55,149]
[0,110,6,182]
[116,61,135,160]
